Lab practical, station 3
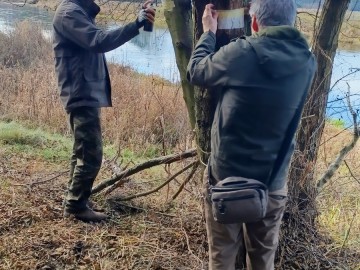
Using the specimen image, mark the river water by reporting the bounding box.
[0,2,359,124]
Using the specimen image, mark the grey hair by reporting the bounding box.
[249,0,297,28]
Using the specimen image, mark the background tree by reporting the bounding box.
[281,0,352,268]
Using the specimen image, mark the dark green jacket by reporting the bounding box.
[53,0,140,112]
[187,27,316,191]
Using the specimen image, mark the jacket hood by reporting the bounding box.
[70,0,100,18]
[249,26,312,78]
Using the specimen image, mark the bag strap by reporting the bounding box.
[267,89,308,186]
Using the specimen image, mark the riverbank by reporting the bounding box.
[33,0,169,28]
[12,0,360,51]
[297,8,360,51]
[0,21,189,147]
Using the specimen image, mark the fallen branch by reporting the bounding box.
[180,216,204,266]
[107,200,177,218]
[171,161,199,201]
[92,148,197,194]
[317,85,359,193]
[117,161,197,201]
[12,170,69,188]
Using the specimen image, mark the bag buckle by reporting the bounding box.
[218,199,226,215]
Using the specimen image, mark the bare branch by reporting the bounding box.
[329,68,360,93]
[12,170,69,188]
[116,161,197,201]
[171,161,199,201]
[344,160,360,186]
[92,148,197,194]
[317,84,359,193]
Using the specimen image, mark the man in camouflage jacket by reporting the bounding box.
[53,0,155,222]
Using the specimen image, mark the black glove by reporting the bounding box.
[136,9,148,28]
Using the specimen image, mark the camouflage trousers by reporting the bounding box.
[64,107,103,213]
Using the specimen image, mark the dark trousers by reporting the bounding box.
[65,107,103,213]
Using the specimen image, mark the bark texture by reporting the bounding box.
[164,0,195,128]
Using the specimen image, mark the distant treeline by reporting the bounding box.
[296,0,360,10]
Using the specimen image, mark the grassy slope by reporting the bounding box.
[0,121,205,269]
[0,121,359,269]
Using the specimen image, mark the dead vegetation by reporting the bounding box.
[297,8,360,51]
[0,144,207,269]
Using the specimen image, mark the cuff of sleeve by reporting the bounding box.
[135,18,144,29]
[206,30,216,40]
[198,30,216,51]
[127,21,141,35]
[201,31,216,42]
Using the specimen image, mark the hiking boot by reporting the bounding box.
[86,200,105,212]
[87,200,94,209]
[64,207,108,222]
[62,199,104,211]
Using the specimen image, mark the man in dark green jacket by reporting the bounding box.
[53,0,155,222]
[187,0,316,269]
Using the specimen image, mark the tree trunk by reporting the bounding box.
[192,0,250,165]
[279,0,351,267]
[192,1,250,267]
[163,0,195,128]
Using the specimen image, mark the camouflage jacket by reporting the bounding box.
[53,0,140,112]
[187,27,317,191]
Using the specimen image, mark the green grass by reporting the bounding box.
[0,121,72,161]
[327,118,346,129]
[0,121,162,163]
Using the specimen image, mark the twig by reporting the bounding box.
[180,217,203,265]
[329,68,360,93]
[108,201,176,218]
[338,205,358,256]
[117,161,197,201]
[92,148,197,194]
[12,170,69,187]
[344,160,360,186]
[171,161,199,201]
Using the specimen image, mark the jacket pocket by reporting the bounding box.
[83,53,106,82]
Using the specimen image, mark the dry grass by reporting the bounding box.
[0,22,191,153]
[36,0,168,28]
[316,123,360,253]
[297,9,360,51]
[0,142,206,269]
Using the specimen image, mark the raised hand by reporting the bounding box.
[202,4,218,34]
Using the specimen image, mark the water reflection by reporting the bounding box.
[0,2,52,32]
[329,52,360,124]
[106,26,179,81]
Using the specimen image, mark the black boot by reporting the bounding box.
[64,207,108,222]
